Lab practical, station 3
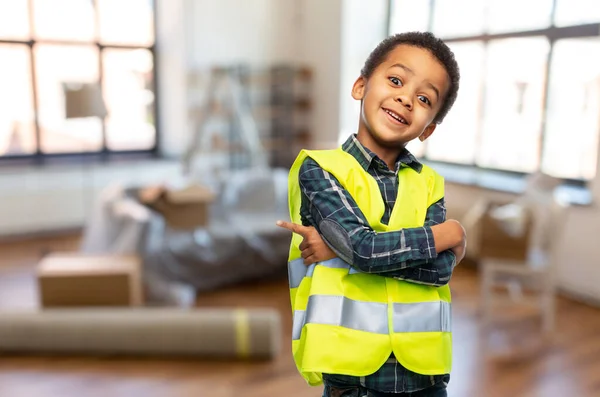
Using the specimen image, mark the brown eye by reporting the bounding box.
[418,95,431,106]
[389,77,402,86]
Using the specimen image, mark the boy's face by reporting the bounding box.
[352,44,451,148]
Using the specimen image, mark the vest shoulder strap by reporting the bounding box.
[420,164,445,205]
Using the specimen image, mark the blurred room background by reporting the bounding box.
[1,1,600,396]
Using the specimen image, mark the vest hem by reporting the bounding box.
[388,357,451,376]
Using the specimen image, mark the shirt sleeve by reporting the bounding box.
[390,199,457,286]
[298,158,456,285]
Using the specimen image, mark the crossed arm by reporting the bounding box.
[277,158,466,287]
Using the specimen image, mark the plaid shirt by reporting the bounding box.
[298,135,454,393]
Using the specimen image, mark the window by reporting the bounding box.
[477,37,549,173]
[419,41,485,164]
[0,0,156,159]
[542,38,600,180]
[389,0,600,181]
[431,0,486,38]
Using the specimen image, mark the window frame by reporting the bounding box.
[0,0,159,163]
[387,0,600,185]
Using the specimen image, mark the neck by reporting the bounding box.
[356,128,403,171]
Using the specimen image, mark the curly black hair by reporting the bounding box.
[360,31,460,124]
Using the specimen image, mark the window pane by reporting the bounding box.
[32,0,95,41]
[0,0,29,40]
[0,45,36,156]
[425,42,485,164]
[555,0,600,27]
[477,38,550,172]
[103,49,155,151]
[98,0,154,46]
[35,45,102,153]
[389,0,430,34]
[431,0,485,39]
[542,39,600,180]
[488,0,553,33]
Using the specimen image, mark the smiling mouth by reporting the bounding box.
[383,108,408,125]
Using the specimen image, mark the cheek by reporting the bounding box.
[364,84,388,103]
[412,110,434,128]
[361,94,379,118]
[418,102,438,119]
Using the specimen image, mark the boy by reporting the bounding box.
[277,32,466,397]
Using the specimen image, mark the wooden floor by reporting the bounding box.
[1,234,600,397]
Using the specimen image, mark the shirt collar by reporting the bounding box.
[341,134,423,174]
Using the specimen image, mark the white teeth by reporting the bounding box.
[385,109,407,124]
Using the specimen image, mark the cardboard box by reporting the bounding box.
[478,201,533,261]
[139,184,215,230]
[37,254,143,308]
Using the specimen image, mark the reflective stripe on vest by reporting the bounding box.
[292,295,451,340]
[288,257,361,289]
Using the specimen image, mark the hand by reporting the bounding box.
[451,239,467,265]
[448,220,467,264]
[276,220,337,265]
[431,219,466,253]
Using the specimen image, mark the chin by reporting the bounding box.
[371,130,407,148]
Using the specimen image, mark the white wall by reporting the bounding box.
[156,0,304,158]
[156,0,188,158]
[550,138,600,302]
[161,0,344,155]
[185,0,344,148]
[299,0,343,147]
[0,160,180,236]
[186,0,301,69]
[339,0,388,144]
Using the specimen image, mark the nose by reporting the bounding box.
[395,91,413,110]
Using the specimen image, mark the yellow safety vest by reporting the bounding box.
[287,147,452,386]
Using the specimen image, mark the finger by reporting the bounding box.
[275,220,310,237]
[301,248,315,259]
[299,239,308,251]
[304,254,318,266]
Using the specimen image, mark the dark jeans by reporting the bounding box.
[322,381,447,397]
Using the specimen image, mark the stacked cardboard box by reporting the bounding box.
[37,254,143,308]
[138,184,215,230]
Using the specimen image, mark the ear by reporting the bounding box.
[419,123,437,142]
[351,76,366,100]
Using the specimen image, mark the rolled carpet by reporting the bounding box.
[0,308,280,359]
